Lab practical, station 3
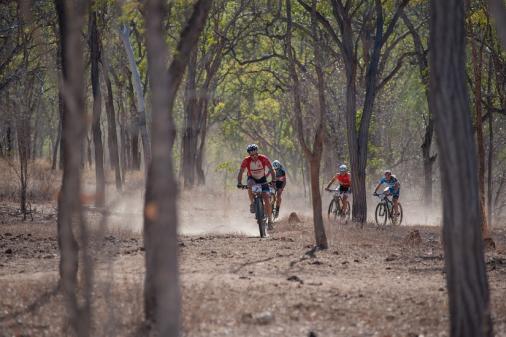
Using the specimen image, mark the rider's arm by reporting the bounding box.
[394,181,400,192]
[267,163,276,183]
[373,182,382,194]
[326,176,336,189]
[237,167,244,186]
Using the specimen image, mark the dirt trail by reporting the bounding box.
[1,200,506,337]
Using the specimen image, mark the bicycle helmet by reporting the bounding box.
[384,169,392,175]
[272,160,281,169]
[246,144,258,153]
[338,164,348,172]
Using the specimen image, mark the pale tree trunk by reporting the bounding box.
[286,0,327,249]
[470,30,489,237]
[430,1,492,336]
[119,23,151,169]
[54,0,91,336]
[89,10,105,207]
[143,1,212,335]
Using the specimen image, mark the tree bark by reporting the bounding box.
[470,28,489,237]
[143,0,212,334]
[429,1,492,336]
[486,53,493,228]
[54,0,91,336]
[89,10,105,207]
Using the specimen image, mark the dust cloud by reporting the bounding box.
[103,185,443,235]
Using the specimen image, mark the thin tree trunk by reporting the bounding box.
[471,30,489,238]
[143,0,212,334]
[52,118,61,170]
[54,0,91,336]
[101,50,122,191]
[486,53,493,228]
[429,1,492,336]
[285,0,327,248]
[182,48,198,188]
[89,10,105,207]
[119,24,151,168]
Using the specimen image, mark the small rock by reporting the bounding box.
[385,314,395,321]
[288,212,301,224]
[178,241,185,247]
[385,254,398,262]
[341,261,349,265]
[5,248,13,254]
[241,311,274,325]
[287,275,304,284]
[404,230,422,246]
[139,247,145,251]
[308,331,317,337]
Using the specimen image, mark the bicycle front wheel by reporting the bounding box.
[255,197,266,238]
[328,199,339,222]
[375,203,387,226]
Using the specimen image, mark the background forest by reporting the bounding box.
[1,0,506,336]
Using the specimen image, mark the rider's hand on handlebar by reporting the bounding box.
[373,191,378,196]
[237,183,243,189]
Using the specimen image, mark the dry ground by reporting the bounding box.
[1,196,506,337]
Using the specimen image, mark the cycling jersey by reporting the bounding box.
[275,167,286,181]
[334,172,351,188]
[241,154,271,180]
[379,175,400,190]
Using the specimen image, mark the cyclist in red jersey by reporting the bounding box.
[237,144,276,227]
[325,164,352,214]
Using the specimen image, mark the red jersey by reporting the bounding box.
[334,172,351,187]
[241,154,271,180]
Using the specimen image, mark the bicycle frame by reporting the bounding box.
[239,183,268,237]
[374,192,402,226]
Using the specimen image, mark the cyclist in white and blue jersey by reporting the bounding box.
[373,170,401,216]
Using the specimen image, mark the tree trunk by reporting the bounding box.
[486,53,493,228]
[119,23,151,169]
[470,30,489,238]
[54,0,91,336]
[182,48,198,189]
[285,0,327,248]
[101,50,122,191]
[143,1,212,334]
[89,11,105,207]
[429,1,492,336]
[52,117,61,170]
[16,103,31,218]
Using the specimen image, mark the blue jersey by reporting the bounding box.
[379,175,400,190]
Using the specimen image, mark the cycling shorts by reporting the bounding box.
[339,186,351,195]
[247,176,270,192]
[389,187,400,199]
[275,180,286,190]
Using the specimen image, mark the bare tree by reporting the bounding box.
[89,8,105,207]
[285,0,328,249]
[430,0,492,336]
[119,23,151,169]
[143,0,212,334]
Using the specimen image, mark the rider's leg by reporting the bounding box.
[263,192,273,221]
[393,196,399,215]
[247,178,255,213]
[342,194,348,212]
[276,189,283,208]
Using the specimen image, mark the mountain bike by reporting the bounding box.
[326,188,351,223]
[239,183,268,238]
[373,191,403,226]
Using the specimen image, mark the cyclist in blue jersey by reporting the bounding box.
[373,169,401,216]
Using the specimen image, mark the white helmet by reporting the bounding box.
[338,164,348,172]
[272,160,281,169]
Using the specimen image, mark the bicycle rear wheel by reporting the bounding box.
[328,199,339,222]
[255,197,266,238]
[375,203,387,226]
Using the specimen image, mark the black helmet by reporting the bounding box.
[247,144,258,153]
